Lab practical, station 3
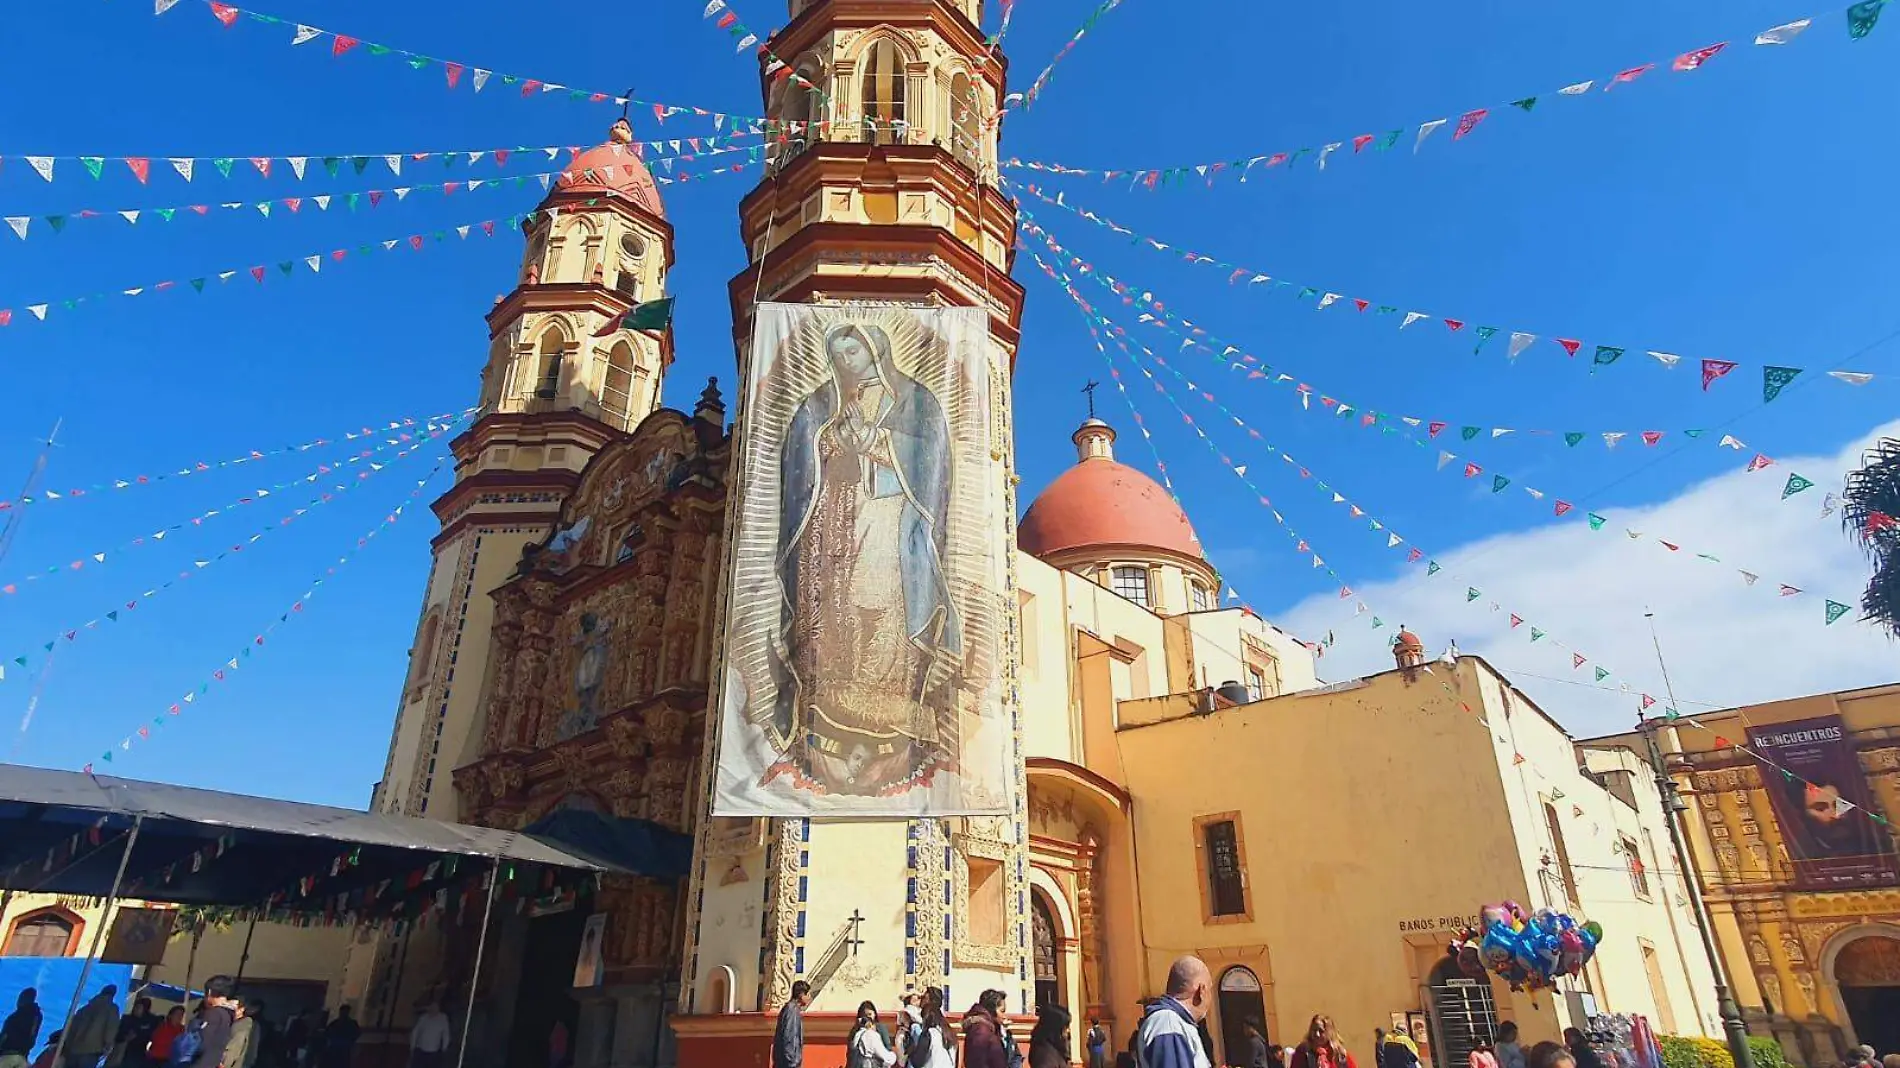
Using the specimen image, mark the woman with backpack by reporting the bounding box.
[907,989,956,1068]
[848,1003,897,1068]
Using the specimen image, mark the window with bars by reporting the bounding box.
[1201,818,1248,919]
[1111,566,1150,607]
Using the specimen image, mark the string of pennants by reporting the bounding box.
[155,0,766,123]
[0,408,470,512]
[987,0,1020,51]
[127,838,597,932]
[700,1,826,99]
[83,455,450,771]
[0,165,763,329]
[5,146,767,241]
[1009,0,1125,111]
[0,424,456,686]
[1064,304,1302,635]
[0,816,118,889]
[1001,1,1889,186]
[1021,212,1865,625]
[1012,180,1883,391]
[1039,247,1898,837]
[0,417,457,600]
[1,131,765,186]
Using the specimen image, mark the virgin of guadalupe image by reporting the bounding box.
[767,321,962,796]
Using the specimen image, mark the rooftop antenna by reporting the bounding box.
[4,419,64,764]
[1081,379,1100,419]
[0,418,62,566]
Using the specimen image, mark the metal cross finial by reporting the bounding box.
[1081,379,1100,419]
[621,88,635,122]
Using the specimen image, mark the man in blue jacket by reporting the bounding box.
[1135,957,1212,1068]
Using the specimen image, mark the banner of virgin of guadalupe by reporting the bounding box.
[713,304,1012,816]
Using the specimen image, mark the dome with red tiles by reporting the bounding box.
[1018,419,1204,561]
[555,119,665,218]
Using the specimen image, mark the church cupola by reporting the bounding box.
[1073,417,1116,461]
[478,119,678,435]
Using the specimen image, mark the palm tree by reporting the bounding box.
[1841,437,1900,634]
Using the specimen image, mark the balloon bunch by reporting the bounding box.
[1448,902,1603,991]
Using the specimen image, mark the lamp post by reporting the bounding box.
[1642,613,1754,1068]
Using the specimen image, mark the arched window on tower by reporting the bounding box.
[534,329,567,401]
[602,343,638,427]
[949,71,981,167]
[862,38,906,145]
[614,230,645,300]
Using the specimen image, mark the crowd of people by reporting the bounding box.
[769,952,1899,1068]
[0,981,371,1068]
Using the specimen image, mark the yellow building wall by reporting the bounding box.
[0,894,350,1003]
[1116,657,1718,1067]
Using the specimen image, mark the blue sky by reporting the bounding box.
[2,0,1896,805]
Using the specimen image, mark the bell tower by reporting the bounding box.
[371,118,678,821]
[674,3,1032,1064]
[727,0,1024,354]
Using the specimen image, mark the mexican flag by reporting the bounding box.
[593,297,674,337]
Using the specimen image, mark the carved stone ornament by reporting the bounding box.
[761,818,803,1010]
[951,818,1020,970]
[911,819,948,990]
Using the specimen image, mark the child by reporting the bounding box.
[33,1031,63,1068]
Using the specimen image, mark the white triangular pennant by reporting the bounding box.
[314,195,332,209]
[384,155,401,175]
[1559,81,1593,95]
[119,210,140,224]
[1401,311,1427,329]
[170,158,194,181]
[1437,451,1454,471]
[1830,371,1875,386]
[1755,19,1810,45]
[1317,293,1340,309]
[292,24,322,44]
[1414,119,1447,153]
[1647,351,1681,368]
[28,305,47,320]
[288,157,308,179]
[304,256,321,272]
[5,217,28,240]
[1507,332,1535,359]
[473,69,491,92]
[26,157,54,182]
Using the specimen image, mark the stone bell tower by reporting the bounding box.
[673,2,1032,1064]
[373,117,678,822]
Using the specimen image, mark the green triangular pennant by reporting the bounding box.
[1848,0,1886,39]
[45,216,66,232]
[1564,432,1585,447]
[214,158,234,178]
[1376,129,1402,151]
[1461,426,1480,440]
[352,156,371,174]
[157,208,176,222]
[1492,475,1510,493]
[1587,513,1606,530]
[1593,345,1625,367]
[1511,96,1538,112]
[1826,599,1852,624]
[190,278,205,292]
[1427,561,1441,575]
[82,157,104,179]
[1593,667,1609,681]
[322,156,341,177]
[1781,473,1815,499]
[1467,587,1481,602]
[278,261,295,276]
[1530,628,1545,642]
[368,43,392,55]
[1763,365,1802,402]
[1473,325,1497,352]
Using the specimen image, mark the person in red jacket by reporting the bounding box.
[960,991,1009,1068]
[1289,1015,1355,1068]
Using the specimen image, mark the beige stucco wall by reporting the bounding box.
[1114,657,1718,1067]
[0,894,349,1004]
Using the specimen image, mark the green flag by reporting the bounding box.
[593,297,675,337]
[1763,365,1802,402]
[82,157,104,179]
[1530,628,1544,642]
[1781,473,1815,499]
[1825,599,1852,624]
[1564,432,1584,447]
[1473,325,1497,353]
[1427,561,1441,575]
[1492,475,1510,493]
[1593,667,1609,682]
[1510,96,1537,112]
[1461,426,1480,441]
[1849,0,1886,38]
[1587,513,1606,531]
[1593,345,1624,367]
[1467,587,1480,602]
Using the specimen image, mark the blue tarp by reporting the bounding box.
[0,957,135,1048]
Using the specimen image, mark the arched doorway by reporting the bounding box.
[1217,967,1267,1067]
[1031,890,1061,1009]
[1428,958,1497,1068]
[1835,934,1900,1054]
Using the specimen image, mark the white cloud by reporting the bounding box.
[1273,420,1900,739]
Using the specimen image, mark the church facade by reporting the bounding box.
[362,2,1732,1066]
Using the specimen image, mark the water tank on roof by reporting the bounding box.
[1215,680,1252,706]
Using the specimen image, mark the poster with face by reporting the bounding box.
[573,913,606,989]
[1748,715,1899,888]
[712,303,1011,816]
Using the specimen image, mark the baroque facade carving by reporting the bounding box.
[451,398,730,987]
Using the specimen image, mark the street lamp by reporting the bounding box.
[1642,613,1754,1068]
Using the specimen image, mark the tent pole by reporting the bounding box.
[233,912,259,985]
[454,860,500,1068]
[53,814,143,1068]
[378,923,414,1068]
